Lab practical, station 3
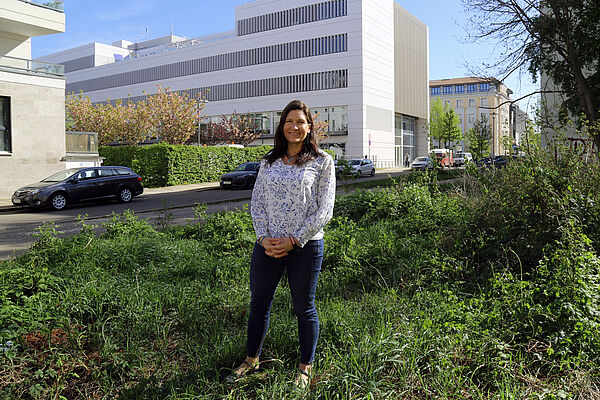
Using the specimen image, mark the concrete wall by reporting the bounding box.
[394,2,429,157]
[0,73,65,201]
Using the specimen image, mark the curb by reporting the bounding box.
[0,169,411,215]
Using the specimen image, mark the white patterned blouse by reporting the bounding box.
[251,150,336,247]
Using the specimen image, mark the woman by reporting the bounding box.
[227,100,336,388]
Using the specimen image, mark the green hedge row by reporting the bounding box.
[99,144,272,187]
[100,144,335,188]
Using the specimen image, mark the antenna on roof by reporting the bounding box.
[170,17,174,36]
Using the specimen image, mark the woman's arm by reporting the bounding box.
[251,160,270,240]
[293,155,336,246]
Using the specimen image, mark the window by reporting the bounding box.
[455,85,464,93]
[480,112,488,120]
[431,87,441,95]
[468,98,475,107]
[480,83,490,91]
[444,100,451,107]
[467,84,478,93]
[0,96,10,153]
[480,98,488,106]
[442,86,453,95]
[456,99,462,107]
[468,113,475,123]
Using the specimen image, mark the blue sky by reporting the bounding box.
[32,0,538,112]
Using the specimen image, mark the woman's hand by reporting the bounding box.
[263,237,294,258]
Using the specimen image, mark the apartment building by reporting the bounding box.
[39,0,430,167]
[429,77,517,155]
[0,0,66,200]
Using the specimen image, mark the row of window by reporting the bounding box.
[444,98,489,108]
[63,55,95,73]
[67,34,348,94]
[431,82,494,96]
[201,106,349,136]
[237,0,347,36]
[107,69,349,106]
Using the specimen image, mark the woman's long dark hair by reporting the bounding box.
[264,100,320,166]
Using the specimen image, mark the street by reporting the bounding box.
[0,170,408,261]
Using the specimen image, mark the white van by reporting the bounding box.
[453,152,473,167]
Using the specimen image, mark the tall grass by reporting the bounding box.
[1,149,599,399]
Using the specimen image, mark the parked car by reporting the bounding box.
[430,149,453,167]
[11,166,143,211]
[492,155,509,168]
[220,162,260,189]
[453,152,473,167]
[335,158,375,178]
[410,156,433,171]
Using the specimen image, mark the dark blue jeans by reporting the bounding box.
[246,239,324,365]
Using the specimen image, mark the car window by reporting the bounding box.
[41,168,81,182]
[350,160,361,165]
[76,170,97,180]
[248,164,259,171]
[115,168,131,175]
[98,168,115,177]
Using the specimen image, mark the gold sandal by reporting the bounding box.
[226,360,258,383]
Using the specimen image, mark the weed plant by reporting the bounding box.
[1,146,599,398]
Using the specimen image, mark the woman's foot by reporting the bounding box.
[226,358,258,383]
[294,364,312,389]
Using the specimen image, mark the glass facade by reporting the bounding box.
[394,114,415,166]
[0,97,10,153]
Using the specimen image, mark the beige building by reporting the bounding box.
[429,77,514,155]
[0,0,66,201]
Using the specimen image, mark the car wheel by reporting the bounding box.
[356,170,362,177]
[370,168,375,177]
[49,193,67,211]
[119,187,133,203]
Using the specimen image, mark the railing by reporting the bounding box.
[17,0,64,12]
[66,132,98,154]
[0,54,64,77]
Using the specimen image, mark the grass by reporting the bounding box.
[1,153,600,399]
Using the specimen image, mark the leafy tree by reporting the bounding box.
[202,112,259,146]
[428,98,445,147]
[440,107,462,149]
[466,114,492,160]
[66,86,205,146]
[462,0,600,149]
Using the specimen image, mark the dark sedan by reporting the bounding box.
[220,162,260,189]
[11,166,144,210]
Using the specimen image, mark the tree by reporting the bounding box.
[311,112,330,142]
[66,86,205,146]
[466,114,492,160]
[462,0,600,149]
[440,107,462,149]
[428,98,445,147]
[142,86,205,145]
[202,112,259,145]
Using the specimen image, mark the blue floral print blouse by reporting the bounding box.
[251,150,336,247]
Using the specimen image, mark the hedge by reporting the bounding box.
[99,144,334,188]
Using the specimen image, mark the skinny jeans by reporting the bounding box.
[246,239,324,365]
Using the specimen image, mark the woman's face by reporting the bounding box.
[283,109,310,145]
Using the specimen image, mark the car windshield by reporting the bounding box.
[234,163,257,171]
[41,168,81,182]
[414,157,427,162]
[350,160,361,165]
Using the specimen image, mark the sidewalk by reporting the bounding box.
[0,167,409,213]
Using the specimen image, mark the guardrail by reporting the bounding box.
[17,0,64,12]
[0,54,64,77]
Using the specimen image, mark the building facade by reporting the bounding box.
[39,0,430,167]
[0,0,66,200]
[429,77,518,155]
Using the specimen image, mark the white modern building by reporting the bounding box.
[40,0,429,167]
[0,0,65,201]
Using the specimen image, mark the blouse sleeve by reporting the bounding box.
[251,160,270,240]
[294,155,336,246]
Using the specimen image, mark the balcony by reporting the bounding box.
[0,54,64,77]
[66,132,98,154]
[17,0,63,12]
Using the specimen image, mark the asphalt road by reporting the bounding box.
[0,170,408,261]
